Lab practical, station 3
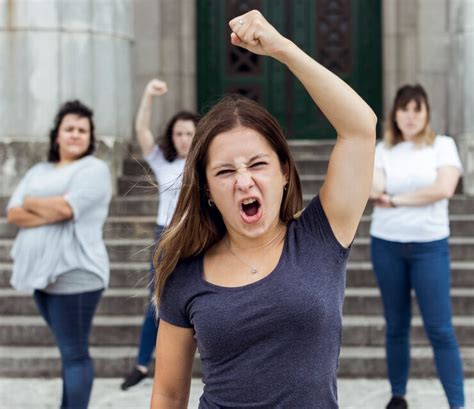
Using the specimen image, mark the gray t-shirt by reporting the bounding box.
[7,156,112,293]
[160,196,350,408]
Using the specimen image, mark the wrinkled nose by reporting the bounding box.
[235,168,254,191]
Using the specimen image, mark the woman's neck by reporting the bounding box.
[225,222,287,253]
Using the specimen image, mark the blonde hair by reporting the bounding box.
[384,84,436,148]
[153,95,303,302]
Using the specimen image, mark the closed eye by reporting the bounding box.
[250,161,267,168]
[216,169,234,176]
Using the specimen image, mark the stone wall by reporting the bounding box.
[132,0,196,140]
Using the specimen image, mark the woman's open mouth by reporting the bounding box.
[240,198,262,223]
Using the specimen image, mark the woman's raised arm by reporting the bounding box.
[135,79,168,157]
[229,10,377,247]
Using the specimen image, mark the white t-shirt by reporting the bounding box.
[144,145,186,226]
[370,135,463,242]
[7,156,112,292]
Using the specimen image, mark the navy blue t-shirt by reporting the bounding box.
[160,196,350,408]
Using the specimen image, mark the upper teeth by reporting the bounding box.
[242,198,257,205]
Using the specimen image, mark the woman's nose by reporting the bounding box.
[235,168,254,190]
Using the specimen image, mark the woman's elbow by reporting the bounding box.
[443,186,456,199]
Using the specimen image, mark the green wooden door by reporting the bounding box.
[197,0,381,139]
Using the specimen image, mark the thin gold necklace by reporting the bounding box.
[224,228,286,275]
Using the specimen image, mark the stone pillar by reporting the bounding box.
[382,0,449,132]
[0,0,134,196]
[449,0,474,195]
[133,0,196,138]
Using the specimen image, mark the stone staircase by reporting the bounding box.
[0,140,473,378]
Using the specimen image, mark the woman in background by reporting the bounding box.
[121,79,199,390]
[7,100,112,409]
[370,84,465,409]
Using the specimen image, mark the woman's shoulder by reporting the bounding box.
[77,156,110,173]
[433,134,455,146]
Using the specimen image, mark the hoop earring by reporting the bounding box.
[208,199,214,207]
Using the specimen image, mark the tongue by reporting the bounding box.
[242,202,259,216]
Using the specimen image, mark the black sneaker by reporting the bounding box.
[386,396,408,409]
[120,367,148,390]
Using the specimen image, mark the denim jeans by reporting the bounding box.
[136,224,164,367]
[371,236,464,407]
[34,288,103,409]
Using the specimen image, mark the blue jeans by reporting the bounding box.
[34,288,103,409]
[136,225,164,367]
[371,236,464,407]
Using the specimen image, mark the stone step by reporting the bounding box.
[348,237,474,262]
[2,315,473,347]
[0,262,153,289]
[1,345,472,378]
[1,288,473,316]
[3,194,474,218]
[2,236,474,264]
[3,214,474,240]
[1,261,473,290]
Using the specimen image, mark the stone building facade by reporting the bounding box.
[1,0,473,195]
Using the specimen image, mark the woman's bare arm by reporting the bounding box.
[375,166,460,208]
[7,207,49,227]
[23,196,73,223]
[135,79,168,157]
[150,320,196,409]
[229,10,377,247]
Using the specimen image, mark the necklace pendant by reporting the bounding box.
[250,267,258,274]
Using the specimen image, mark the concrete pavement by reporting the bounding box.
[1,378,473,408]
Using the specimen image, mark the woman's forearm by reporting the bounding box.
[23,196,73,223]
[135,92,156,156]
[391,167,460,207]
[7,207,49,227]
[392,185,453,207]
[275,40,377,139]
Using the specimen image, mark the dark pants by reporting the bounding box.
[34,288,103,409]
[371,236,464,407]
[136,224,164,367]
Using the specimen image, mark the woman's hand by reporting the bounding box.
[145,79,168,97]
[229,10,289,58]
[372,193,394,208]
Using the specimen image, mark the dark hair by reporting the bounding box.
[154,94,303,301]
[158,111,200,161]
[48,100,96,162]
[385,84,435,147]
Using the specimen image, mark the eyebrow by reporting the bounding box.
[210,154,270,171]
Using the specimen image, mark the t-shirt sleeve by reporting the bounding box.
[159,265,193,328]
[63,160,112,220]
[143,145,165,169]
[296,195,351,260]
[6,165,38,210]
[435,136,463,174]
[374,141,385,170]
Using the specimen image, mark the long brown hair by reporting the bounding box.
[385,84,436,147]
[154,95,303,302]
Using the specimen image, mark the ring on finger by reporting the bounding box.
[238,19,244,25]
